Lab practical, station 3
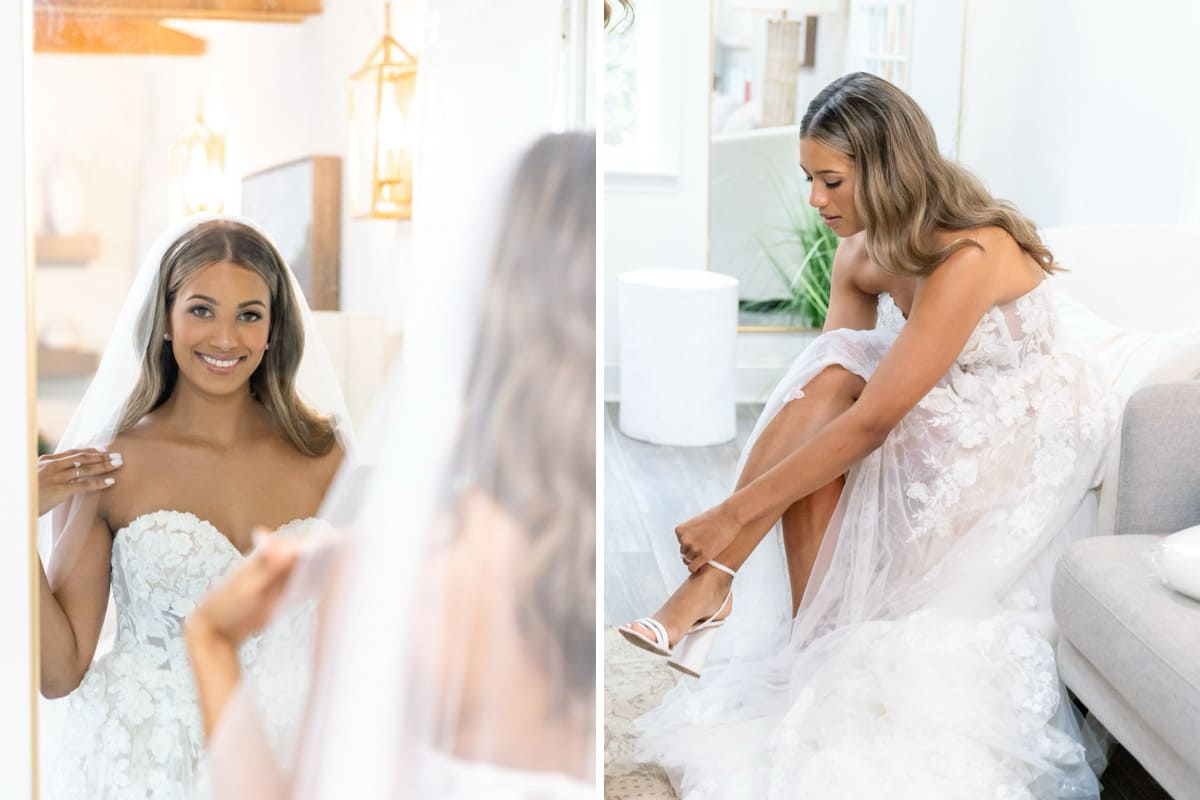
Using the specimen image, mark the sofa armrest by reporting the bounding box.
[1115,382,1200,535]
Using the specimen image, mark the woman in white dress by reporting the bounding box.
[184,131,596,799]
[40,216,348,799]
[620,72,1118,798]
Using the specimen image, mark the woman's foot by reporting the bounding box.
[620,563,735,652]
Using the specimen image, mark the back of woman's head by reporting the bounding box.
[801,72,1054,275]
[452,131,596,716]
[119,219,336,455]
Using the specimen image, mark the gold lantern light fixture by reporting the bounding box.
[349,2,418,220]
[168,104,227,220]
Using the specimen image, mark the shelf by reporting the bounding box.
[37,346,100,378]
[36,234,100,265]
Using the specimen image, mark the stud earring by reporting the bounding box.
[163,333,172,341]
[265,342,270,351]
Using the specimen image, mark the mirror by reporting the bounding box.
[30,1,411,794]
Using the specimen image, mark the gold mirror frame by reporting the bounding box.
[4,0,41,796]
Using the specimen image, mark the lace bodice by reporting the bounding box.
[109,510,316,649]
[877,280,1055,371]
[54,511,321,800]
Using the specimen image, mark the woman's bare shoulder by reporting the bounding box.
[314,439,346,487]
[832,233,870,285]
[104,416,164,457]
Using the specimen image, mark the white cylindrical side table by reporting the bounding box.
[618,269,738,446]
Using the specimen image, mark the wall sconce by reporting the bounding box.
[348,2,418,220]
[168,107,227,219]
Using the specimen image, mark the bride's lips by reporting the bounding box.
[821,214,842,226]
[195,351,246,375]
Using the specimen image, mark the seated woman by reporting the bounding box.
[621,72,1118,799]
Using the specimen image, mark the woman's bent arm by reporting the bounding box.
[41,514,113,697]
[679,247,1001,566]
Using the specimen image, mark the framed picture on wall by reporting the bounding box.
[241,155,342,310]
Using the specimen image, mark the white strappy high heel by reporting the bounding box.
[617,560,737,678]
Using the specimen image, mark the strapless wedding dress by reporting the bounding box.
[637,281,1121,799]
[52,510,321,800]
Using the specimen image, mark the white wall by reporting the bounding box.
[604,1,712,394]
[907,0,966,156]
[958,0,1200,228]
[0,0,36,796]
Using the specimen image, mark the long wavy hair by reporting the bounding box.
[801,72,1057,277]
[117,220,337,456]
[448,132,596,718]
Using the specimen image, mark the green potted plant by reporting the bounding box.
[739,178,837,329]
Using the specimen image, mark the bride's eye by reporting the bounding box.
[188,305,213,318]
[239,310,263,322]
[825,181,842,189]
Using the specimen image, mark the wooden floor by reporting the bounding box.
[603,402,1172,799]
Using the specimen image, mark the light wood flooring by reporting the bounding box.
[603,402,1171,799]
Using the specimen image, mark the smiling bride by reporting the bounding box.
[38,216,350,800]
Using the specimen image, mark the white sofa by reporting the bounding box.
[1042,223,1200,799]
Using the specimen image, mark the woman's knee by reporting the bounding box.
[806,365,864,399]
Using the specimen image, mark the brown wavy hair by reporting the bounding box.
[117,219,337,456]
[801,72,1057,277]
[448,132,596,717]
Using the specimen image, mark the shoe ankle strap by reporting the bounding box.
[706,560,737,578]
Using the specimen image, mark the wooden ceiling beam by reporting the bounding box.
[34,14,207,55]
[32,0,322,23]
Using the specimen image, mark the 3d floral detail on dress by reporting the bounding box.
[52,511,321,800]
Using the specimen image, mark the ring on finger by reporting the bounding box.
[73,461,81,479]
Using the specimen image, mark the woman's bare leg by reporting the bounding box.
[624,366,863,643]
[717,365,862,611]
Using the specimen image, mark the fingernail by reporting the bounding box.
[251,528,270,548]
[104,478,115,486]
[109,453,123,466]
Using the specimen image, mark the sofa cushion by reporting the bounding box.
[1053,534,1200,765]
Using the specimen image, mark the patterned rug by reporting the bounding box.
[603,627,679,799]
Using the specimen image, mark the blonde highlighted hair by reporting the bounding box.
[801,72,1057,277]
[118,220,337,456]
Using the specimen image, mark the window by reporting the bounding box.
[849,0,913,89]
[604,0,680,175]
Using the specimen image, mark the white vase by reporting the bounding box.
[44,156,87,236]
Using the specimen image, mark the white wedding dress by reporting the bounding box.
[637,280,1120,799]
[52,511,321,800]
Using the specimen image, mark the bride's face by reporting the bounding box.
[167,260,272,396]
[800,137,863,237]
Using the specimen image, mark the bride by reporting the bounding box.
[620,72,1118,798]
[39,215,349,799]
